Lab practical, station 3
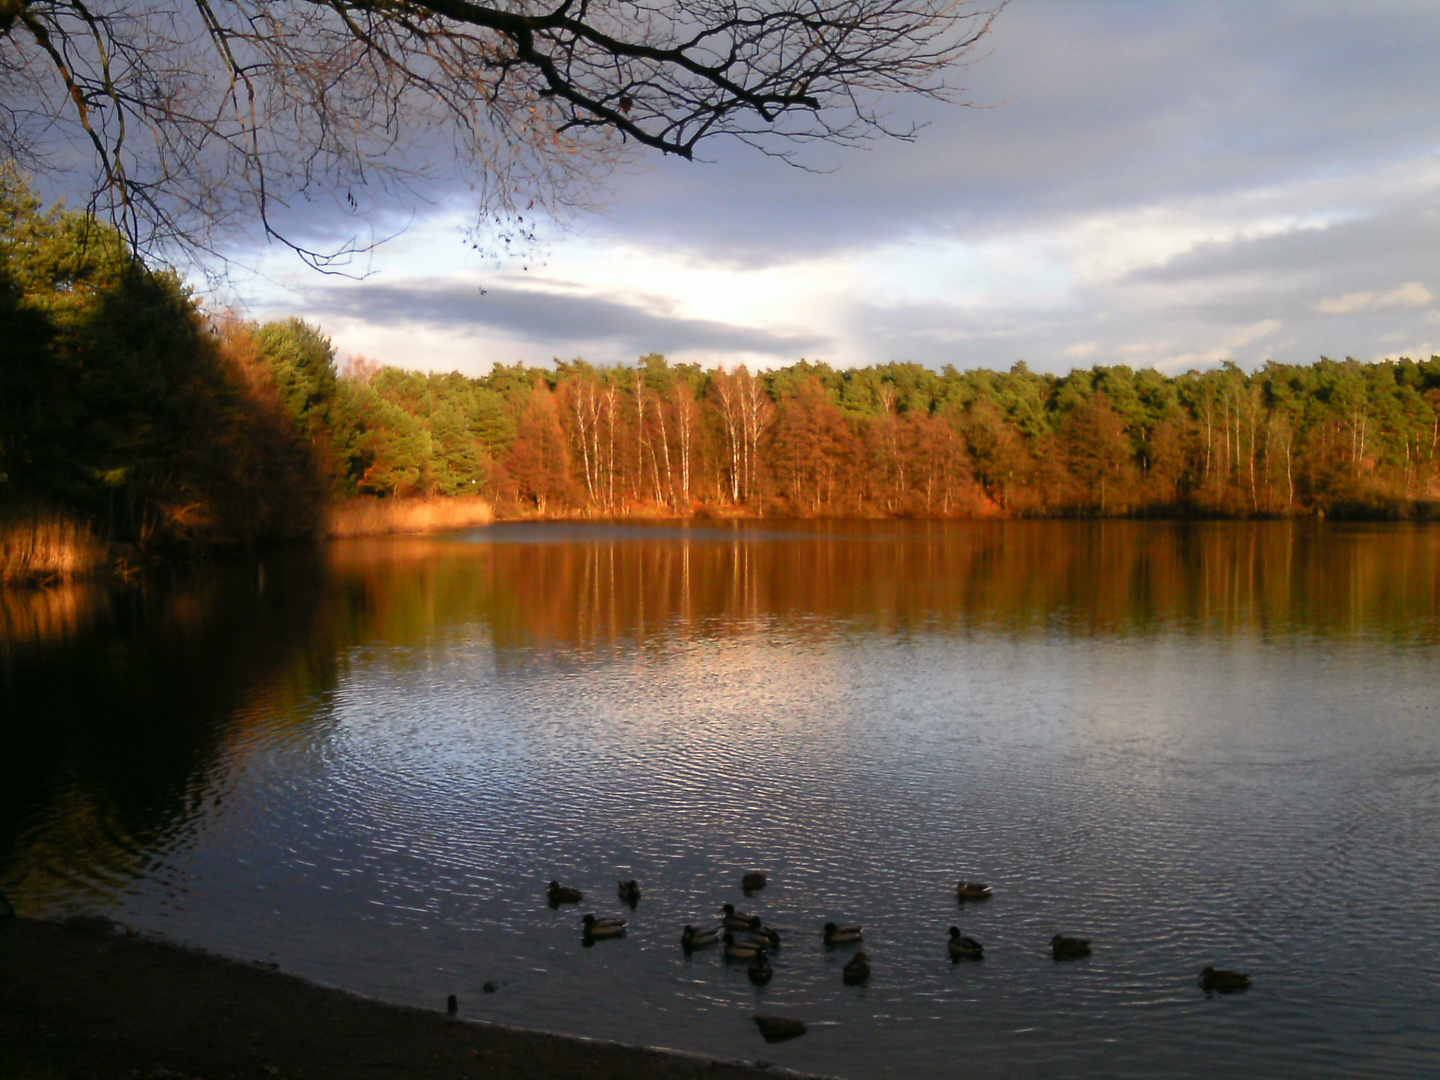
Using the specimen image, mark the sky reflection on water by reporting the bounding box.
[2,522,1438,1079]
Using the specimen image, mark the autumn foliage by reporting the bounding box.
[6,175,1440,588]
[405,354,1440,521]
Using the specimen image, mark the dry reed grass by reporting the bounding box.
[0,506,109,584]
[324,496,495,538]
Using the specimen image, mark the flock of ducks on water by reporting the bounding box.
[545,876,1254,993]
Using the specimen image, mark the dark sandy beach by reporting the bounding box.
[0,916,818,1080]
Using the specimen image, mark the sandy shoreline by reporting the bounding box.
[0,916,823,1080]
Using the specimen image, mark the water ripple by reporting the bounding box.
[7,603,1440,1078]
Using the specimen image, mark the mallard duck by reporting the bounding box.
[823,921,864,945]
[748,951,773,986]
[948,926,983,960]
[617,880,641,906]
[742,872,767,893]
[747,917,781,950]
[1199,966,1252,991]
[956,881,993,901]
[1052,934,1091,959]
[547,880,583,905]
[681,924,721,950]
[721,903,754,930]
[581,913,627,938]
[723,932,765,961]
[842,951,871,985]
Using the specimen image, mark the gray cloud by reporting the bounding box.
[254,2,1440,376]
[1133,209,1440,294]
[235,2,1440,268]
[844,289,1440,376]
[303,280,828,360]
[588,1,1440,264]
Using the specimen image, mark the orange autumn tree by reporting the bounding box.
[505,379,575,513]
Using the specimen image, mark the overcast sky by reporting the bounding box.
[241,1,1440,378]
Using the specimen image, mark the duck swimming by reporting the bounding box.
[548,881,583,905]
[617,880,641,906]
[1052,934,1092,959]
[956,881,993,901]
[948,926,983,960]
[1199,966,1252,991]
[747,917,781,949]
[723,932,765,961]
[681,924,721,950]
[842,951,871,985]
[748,951,773,986]
[742,872,767,893]
[721,903,754,930]
[823,922,864,945]
[581,914,627,938]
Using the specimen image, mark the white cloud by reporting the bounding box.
[1315,282,1432,316]
[1373,340,1440,362]
[1222,319,1283,349]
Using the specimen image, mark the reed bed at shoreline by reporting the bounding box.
[324,495,495,538]
[0,506,109,585]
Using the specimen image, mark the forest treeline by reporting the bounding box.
[4,173,1440,579]
[397,349,1440,520]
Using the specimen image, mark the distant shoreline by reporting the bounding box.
[6,501,1438,589]
[0,915,820,1080]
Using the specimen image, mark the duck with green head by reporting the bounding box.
[948,927,983,960]
[721,903,754,930]
[723,932,765,961]
[581,913,627,939]
[747,917,781,950]
[681,924,721,951]
[548,880,583,905]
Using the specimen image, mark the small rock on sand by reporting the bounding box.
[752,1015,806,1043]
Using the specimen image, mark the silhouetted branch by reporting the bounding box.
[1,0,1002,270]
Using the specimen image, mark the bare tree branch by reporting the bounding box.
[0,0,1003,272]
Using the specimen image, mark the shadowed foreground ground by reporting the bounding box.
[0,917,818,1080]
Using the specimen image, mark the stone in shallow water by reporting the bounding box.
[752,1014,806,1043]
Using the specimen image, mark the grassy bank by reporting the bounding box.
[0,497,498,588]
[0,506,110,585]
[0,916,808,1080]
[324,495,495,537]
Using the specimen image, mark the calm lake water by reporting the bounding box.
[3,520,1438,1078]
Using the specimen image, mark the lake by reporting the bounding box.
[2,520,1438,1078]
